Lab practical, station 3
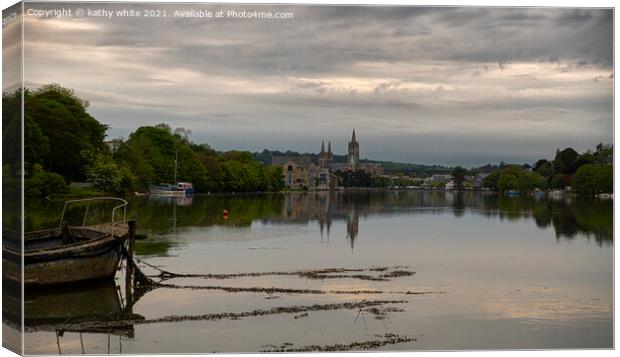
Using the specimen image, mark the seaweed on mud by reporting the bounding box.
[259,334,416,352]
[26,300,408,333]
[132,256,416,283]
[261,342,294,350]
[125,252,439,296]
[381,270,415,278]
[363,306,405,320]
[154,282,441,296]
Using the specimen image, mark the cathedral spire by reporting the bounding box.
[327,141,332,155]
[351,129,357,143]
[321,140,325,153]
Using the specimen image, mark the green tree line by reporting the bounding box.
[4,84,611,197]
[4,85,284,197]
[481,145,612,194]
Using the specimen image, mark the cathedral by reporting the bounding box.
[273,129,383,190]
[344,129,383,176]
[346,129,360,170]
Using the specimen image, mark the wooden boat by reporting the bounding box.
[2,198,131,287]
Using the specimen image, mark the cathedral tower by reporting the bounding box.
[347,129,360,170]
[319,140,330,168]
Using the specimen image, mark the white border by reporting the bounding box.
[0,1,616,357]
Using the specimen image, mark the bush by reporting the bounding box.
[498,166,547,192]
[497,166,521,192]
[86,161,122,194]
[550,174,569,189]
[25,172,67,197]
[529,172,548,191]
[571,164,612,194]
[371,176,390,188]
[119,166,138,194]
[483,171,500,191]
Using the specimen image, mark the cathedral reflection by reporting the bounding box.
[346,208,359,250]
[280,192,361,249]
[276,190,612,249]
[20,191,613,255]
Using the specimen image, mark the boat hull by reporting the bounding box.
[3,227,126,287]
[149,189,187,196]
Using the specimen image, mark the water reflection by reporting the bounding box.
[15,190,613,353]
[3,278,142,354]
[23,191,613,252]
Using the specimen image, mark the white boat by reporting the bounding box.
[149,183,187,196]
[147,148,193,196]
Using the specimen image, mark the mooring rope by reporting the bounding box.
[118,242,445,298]
[126,252,414,282]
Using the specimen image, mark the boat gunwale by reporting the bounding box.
[4,226,127,259]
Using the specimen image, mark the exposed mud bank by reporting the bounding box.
[260,333,416,352]
[136,261,416,282]
[25,300,407,333]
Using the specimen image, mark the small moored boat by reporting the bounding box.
[146,147,194,196]
[149,182,193,196]
[2,197,131,287]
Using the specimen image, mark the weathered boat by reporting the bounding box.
[2,197,131,287]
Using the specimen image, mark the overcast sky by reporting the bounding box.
[11,4,614,167]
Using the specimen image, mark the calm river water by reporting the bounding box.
[11,191,613,353]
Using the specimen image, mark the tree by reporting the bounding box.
[497,166,522,192]
[371,176,390,188]
[534,159,548,171]
[116,125,209,191]
[24,84,107,181]
[533,159,553,178]
[566,152,595,174]
[483,171,500,191]
[594,143,613,164]
[86,160,123,194]
[451,166,467,189]
[550,174,569,189]
[552,147,579,175]
[2,90,23,180]
[25,171,67,197]
[336,170,371,188]
[529,172,549,191]
[496,165,546,193]
[571,164,612,194]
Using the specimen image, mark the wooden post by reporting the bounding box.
[125,220,137,312]
[127,220,137,259]
[61,222,74,245]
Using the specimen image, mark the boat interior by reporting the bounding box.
[21,227,110,253]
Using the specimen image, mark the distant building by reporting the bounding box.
[347,129,360,170]
[317,141,339,190]
[272,156,315,189]
[274,129,383,189]
[273,141,338,190]
[428,174,452,183]
[344,129,384,176]
[471,173,491,189]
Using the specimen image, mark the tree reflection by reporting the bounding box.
[22,191,613,258]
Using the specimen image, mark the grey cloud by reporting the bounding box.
[19,4,613,167]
